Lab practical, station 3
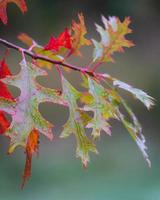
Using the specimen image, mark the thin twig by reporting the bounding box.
[91,61,103,72]
[0,38,95,77]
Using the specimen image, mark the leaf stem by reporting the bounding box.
[91,62,103,72]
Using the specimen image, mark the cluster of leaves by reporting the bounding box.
[0,1,154,188]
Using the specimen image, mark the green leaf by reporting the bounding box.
[0,58,65,153]
[82,76,118,139]
[60,77,97,167]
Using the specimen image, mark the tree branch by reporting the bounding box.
[0,38,95,77]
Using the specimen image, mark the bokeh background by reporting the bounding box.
[0,0,160,199]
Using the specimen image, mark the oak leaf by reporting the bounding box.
[0,58,65,154]
[71,13,91,56]
[102,74,152,166]
[92,16,134,62]
[81,76,117,138]
[44,28,72,52]
[60,76,97,167]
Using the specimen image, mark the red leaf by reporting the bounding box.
[0,0,27,24]
[44,28,72,51]
[0,59,11,78]
[0,59,13,134]
[0,111,10,134]
[21,129,39,189]
[0,81,13,100]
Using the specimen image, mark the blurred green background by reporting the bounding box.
[0,0,160,199]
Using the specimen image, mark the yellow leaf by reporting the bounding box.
[80,92,93,104]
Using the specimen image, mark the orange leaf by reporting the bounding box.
[71,13,91,56]
[21,129,39,189]
[17,33,35,47]
[0,0,27,24]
